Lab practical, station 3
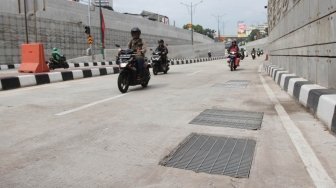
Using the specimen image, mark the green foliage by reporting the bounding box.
[183,24,216,39]
[248,29,261,41]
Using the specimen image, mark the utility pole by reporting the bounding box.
[190,2,193,45]
[87,0,94,61]
[99,0,105,59]
[213,14,225,42]
[181,0,203,45]
[24,0,29,43]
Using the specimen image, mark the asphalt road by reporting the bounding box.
[0,57,336,188]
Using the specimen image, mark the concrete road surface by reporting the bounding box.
[1,57,336,188]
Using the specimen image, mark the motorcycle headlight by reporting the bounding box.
[120,62,127,68]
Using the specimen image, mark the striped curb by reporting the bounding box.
[0,67,119,91]
[264,64,336,133]
[0,56,225,91]
[68,61,115,68]
[0,64,20,71]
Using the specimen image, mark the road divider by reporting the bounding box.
[264,64,336,133]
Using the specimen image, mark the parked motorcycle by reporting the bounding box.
[47,55,69,70]
[151,49,169,75]
[115,45,150,93]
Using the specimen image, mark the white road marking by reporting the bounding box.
[55,94,128,116]
[259,74,335,188]
[187,71,202,76]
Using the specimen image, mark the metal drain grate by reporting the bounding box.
[190,109,263,130]
[214,80,250,88]
[160,133,256,178]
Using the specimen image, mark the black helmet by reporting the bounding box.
[131,27,141,34]
[158,39,164,44]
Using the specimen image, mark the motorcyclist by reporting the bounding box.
[128,27,147,79]
[257,48,261,56]
[240,48,245,59]
[251,48,256,55]
[208,50,212,58]
[227,40,240,66]
[51,48,62,62]
[155,39,168,65]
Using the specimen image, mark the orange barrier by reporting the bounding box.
[19,43,49,73]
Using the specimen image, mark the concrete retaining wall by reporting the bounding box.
[0,0,214,65]
[267,0,336,89]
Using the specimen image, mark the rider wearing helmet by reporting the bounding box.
[128,27,147,78]
[155,39,168,65]
[227,40,240,66]
[52,48,62,62]
[227,40,239,54]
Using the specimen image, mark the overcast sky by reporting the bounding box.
[93,0,268,35]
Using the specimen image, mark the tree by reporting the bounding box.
[248,29,261,41]
[183,24,216,39]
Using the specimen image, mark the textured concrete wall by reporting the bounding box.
[0,0,214,65]
[69,43,226,63]
[267,0,336,89]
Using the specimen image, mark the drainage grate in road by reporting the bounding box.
[190,109,263,130]
[214,80,250,88]
[160,133,256,178]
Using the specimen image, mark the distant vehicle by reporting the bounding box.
[151,49,169,75]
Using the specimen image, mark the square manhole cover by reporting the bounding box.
[160,133,256,178]
[214,80,250,88]
[190,109,263,130]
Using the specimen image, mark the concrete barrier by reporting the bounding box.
[265,64,336,133]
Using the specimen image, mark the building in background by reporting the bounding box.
[124,10,169,25]
[237,21,247,38]
[246,23,268,37]
[140,11,169,25]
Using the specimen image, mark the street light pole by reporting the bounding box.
[99,0,105,59]
[190,2,193,45]
[212,14,224,42]
[181,0,203,45]
[23,0,29,43]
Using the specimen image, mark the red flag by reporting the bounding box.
[100,10,105,48]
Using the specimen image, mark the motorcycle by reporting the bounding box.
[151,49,169,75]
[251,53,256,60]
[257,51,261,57]
[47,55,69,70]
[240,52,245,60]
[208,52,212,58]
[228,51,238,71]
[116,44,151,93]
